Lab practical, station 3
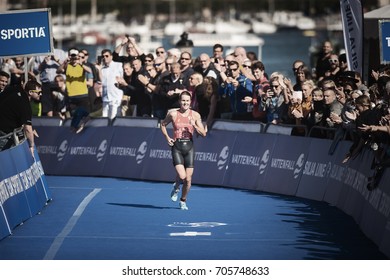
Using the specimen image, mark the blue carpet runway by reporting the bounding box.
[0,176,387,260]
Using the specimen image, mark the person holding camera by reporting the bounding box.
[34,46,67,117]
[218,60,253,120]
[57,48,92,133]
[113,35,146,64]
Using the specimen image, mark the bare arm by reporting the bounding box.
[23,124,35,158]
[115,37,129,54]
[128,37,145,56]
[160,112,175,146]
[191,111,207,137]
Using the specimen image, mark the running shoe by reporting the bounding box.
[179,201,188,210]
[170,183,180,202]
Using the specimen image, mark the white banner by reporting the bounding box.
[340,0,363,75]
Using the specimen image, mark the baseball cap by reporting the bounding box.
[69,49,79,56]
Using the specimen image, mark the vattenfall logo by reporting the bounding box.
[293,153,305,179]
[259,149,270,175]
[97,140,108,162]
[217,146,229,170]
[57,140,68,161]
[136,141,148,164]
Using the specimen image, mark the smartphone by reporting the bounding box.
[97,55,103,65]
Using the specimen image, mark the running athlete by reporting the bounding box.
[160,91,207,210]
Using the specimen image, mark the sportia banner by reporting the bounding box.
[0,8,53,57]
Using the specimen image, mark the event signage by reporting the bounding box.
[0,8,53,57]
[379,20,390,64]
[340,0,363,75]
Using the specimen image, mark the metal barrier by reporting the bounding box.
[0,126,25,151]
[211,119,265,133]
[308,125,339,140]
[30,116,353,141]
[264,123,308,137]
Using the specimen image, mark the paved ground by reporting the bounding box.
[0,176,387,260]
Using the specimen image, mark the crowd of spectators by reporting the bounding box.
[1,36,389,188]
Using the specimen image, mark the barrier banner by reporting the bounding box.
[192,130,237,186]
[63,127,114,176]
[0,146,31,229]
[360,160,390,246]
[0,206,11,240]
[35,126,73,174]
[143,128,176,182]
[296,138,332,201]
[105,127,155,179]
[222,132,268,190]
[12,142,44,218]
[377,170,390,257]
[262,135,310,196]
[340,146,373,222]
[254,134,279,192]
[322,141,350,206]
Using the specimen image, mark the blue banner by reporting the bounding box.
[262,135,310,196]
[222,131,267,190]
[0,9,53,57]
[0,140,51,235]
[193,130,237,186]
[106,127,155,179]
[296,138,333,201]
[380,20,390,64]
[0,207,10,240]
[142,128,176,182]
[0,145,31,229]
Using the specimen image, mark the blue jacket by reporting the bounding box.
[219,74,253,113]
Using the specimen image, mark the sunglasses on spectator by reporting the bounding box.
[156,51,165,54]
[230,68,239,71]
[153,63,162,67]
[344,89,352,94]
[329,59,338,63]
[145,59,153,62]
[271,84,279,88]
[243,65,251,68]
[181,57,191,60]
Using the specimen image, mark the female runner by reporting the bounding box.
[160,91,207,210]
